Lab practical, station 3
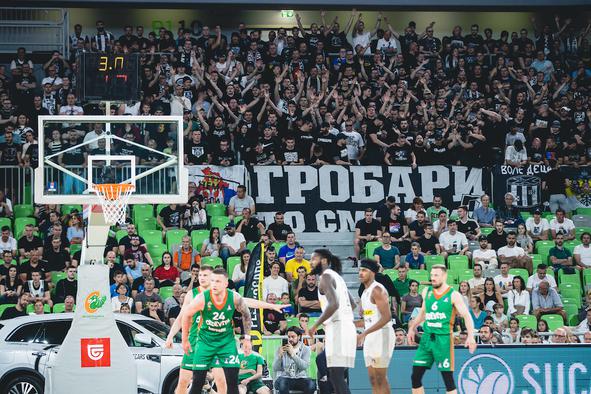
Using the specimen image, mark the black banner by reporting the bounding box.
[243,242,264,350]
[249,165,489,232]
[492,165,591,210]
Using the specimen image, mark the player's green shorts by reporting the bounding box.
[246,380,266,392]
[192,338,240,371]
[412,333,454,371]
[181,337,199,370]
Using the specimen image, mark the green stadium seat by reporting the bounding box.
[26,304,51,314]
[383,269,397,283]
[260,338,282,376]
[480,227,494,236]
[559,287,581,307]
[558,271,581,288]
[576,208,591,216]
[564,240,581,254]
[408,269,429,283]
[272,242,287,253]
[456,269,474,283]
[530,254,543,270]
[133,204,154,223]
[583,269,591,288]
[448,255,469,271]
[201,256,223,268]
[210,216,230,230]
[227,256,242,278]
[286,316,299,328]
[191,230,210,250]
[0,217,11,231]
[159,286,174,300]
[166,229,189,251]
[140,229,163,245]
[509,268,529,281]
[61,204,82,215]
[520,212,532,220]
[542,314,565,331]
[147,244,167,262]
[14,217,36,239]
[156,204,169,217]
[13,204,34,218]
[115,229,128,242]
[0,304,16,317]
[308,351,318,379]
[205,203,227,217]
[52,303,75,313]
[69,243,82,256]
[233,215,243,225]
[425,255,445,271]
[576,227,591,238]
[561,297,578,307]
[246,242,257,252]
[564,304,579,326]
[365,241,382,258]
[51,271,67,286]
[516,314,537,330]
[137,216,157,233]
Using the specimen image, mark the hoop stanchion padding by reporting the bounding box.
[93,183,135,225]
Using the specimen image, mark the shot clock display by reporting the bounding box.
[78,53,140,101]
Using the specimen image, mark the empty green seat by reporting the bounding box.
[564,304,579,326]
[408,269,429,283]
[159,286,174,300]
[206,203,227,217]
[0,304,16,317]
[559,271,581,288]
[201,256,223,268]
[61,204,82,215]
[448,255,469,271]
[69,243,82,256]
[137,216,157,232]
[480,227,494,236]
[141,229,163,245]
[133,204,154,223]
[576,208,591,216]
[0,217,12,231]
[583,269,591,288]
[210,216,230,230]
[115,229,128,242]
[564,240,581,254]
[509,268,529,280]
[542,314,565,331]
[227,256,242,278]
[516,314,537,329]
[246,242,258,251]
[365,241,382,258]
[13,204,34,218]
[147,244,167,262]
[425,255,445,271]
[191,229,210,250]
[456,269,474,283]
[383,269,397,283]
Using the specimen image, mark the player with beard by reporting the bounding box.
[356,259,395,394]
[308,249,356,394]
[167,265,289,394]
[408,265,477,394]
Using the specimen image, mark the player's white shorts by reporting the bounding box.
[363,327,395,368]
[324,320,356,368]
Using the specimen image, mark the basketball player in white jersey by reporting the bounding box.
[165,265,289,394]
[356,259,395,394]
[308,249,356,394]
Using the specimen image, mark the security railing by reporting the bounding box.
[0,7,67,54]
[0,166,34,205]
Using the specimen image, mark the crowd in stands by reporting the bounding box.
[0,11,590,170]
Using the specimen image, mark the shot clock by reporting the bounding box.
[78,53,140,101]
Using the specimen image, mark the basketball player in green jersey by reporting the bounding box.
[408,265,477,394]
[181,267,250,394]
[167,265,288,394]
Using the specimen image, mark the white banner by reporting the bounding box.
[188,165,246,205]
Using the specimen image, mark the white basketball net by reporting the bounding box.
[93,184,135,225]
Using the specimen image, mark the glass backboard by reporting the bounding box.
[35,115,188,205]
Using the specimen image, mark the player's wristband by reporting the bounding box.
[244,335,251,340]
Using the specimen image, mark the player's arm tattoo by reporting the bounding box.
[236,294,252,335]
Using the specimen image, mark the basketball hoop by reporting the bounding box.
[92,183,135,225]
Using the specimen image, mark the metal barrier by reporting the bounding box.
[0,166,34,205]
[0,7,67,54]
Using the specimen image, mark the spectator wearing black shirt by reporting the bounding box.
[0,250,15,280]
[297,273,321,316]
[311,123,337,162]
[18,250,49,282]
[58,129,87,195]
[43,236,71,272]
[375,196,397,222]
[381,205,410,255]
[354,208,382,264]
[409,211,428,240]
[418,223,441,255]
[17,224,43,263]
[487,220,508,251]
[124,235,154,267]
[267,211,293,242]
[236,208,265,243]
[54,266,77,303]
[385,134,417,168]
[542,159,570,213]
[117,223,147,256]
[212,139,236,166]
[277,135,304,165]
[184,129,211,164]
[158,204,183,234]
[263,293,287,335]
[0,265,22,305]
[44,223,70,250]
[248,141,276,165]
[496,193,524,228]
[456,205,481,241]
[0,293,28,320]
[0,130,21,166]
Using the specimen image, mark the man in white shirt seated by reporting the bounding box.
[497,231,533,274]
[493,262,514,298]
[574,232,591,269]
[576,309,591,338]
[228,185,256,219]
[220,223,246,265]
[468,263,485,296]
[472,234,498,270]
[525,208,550,241]
[526,264,557,293]
[550,208,576,241]
[263,262,289,300]
[438,220,470,260]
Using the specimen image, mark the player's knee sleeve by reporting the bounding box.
[441,371,456,392]
[189,370,208,394]
[411,366,426,389]
[224,368,240,394]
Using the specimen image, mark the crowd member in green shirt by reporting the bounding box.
[373,232,401,269]
[548,234,575,274]
[393,265,410,297]
[425,195,449,223]
[238,337,270,394]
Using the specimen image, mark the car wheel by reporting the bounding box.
[4,375,44,394]
[164,376,178,394]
